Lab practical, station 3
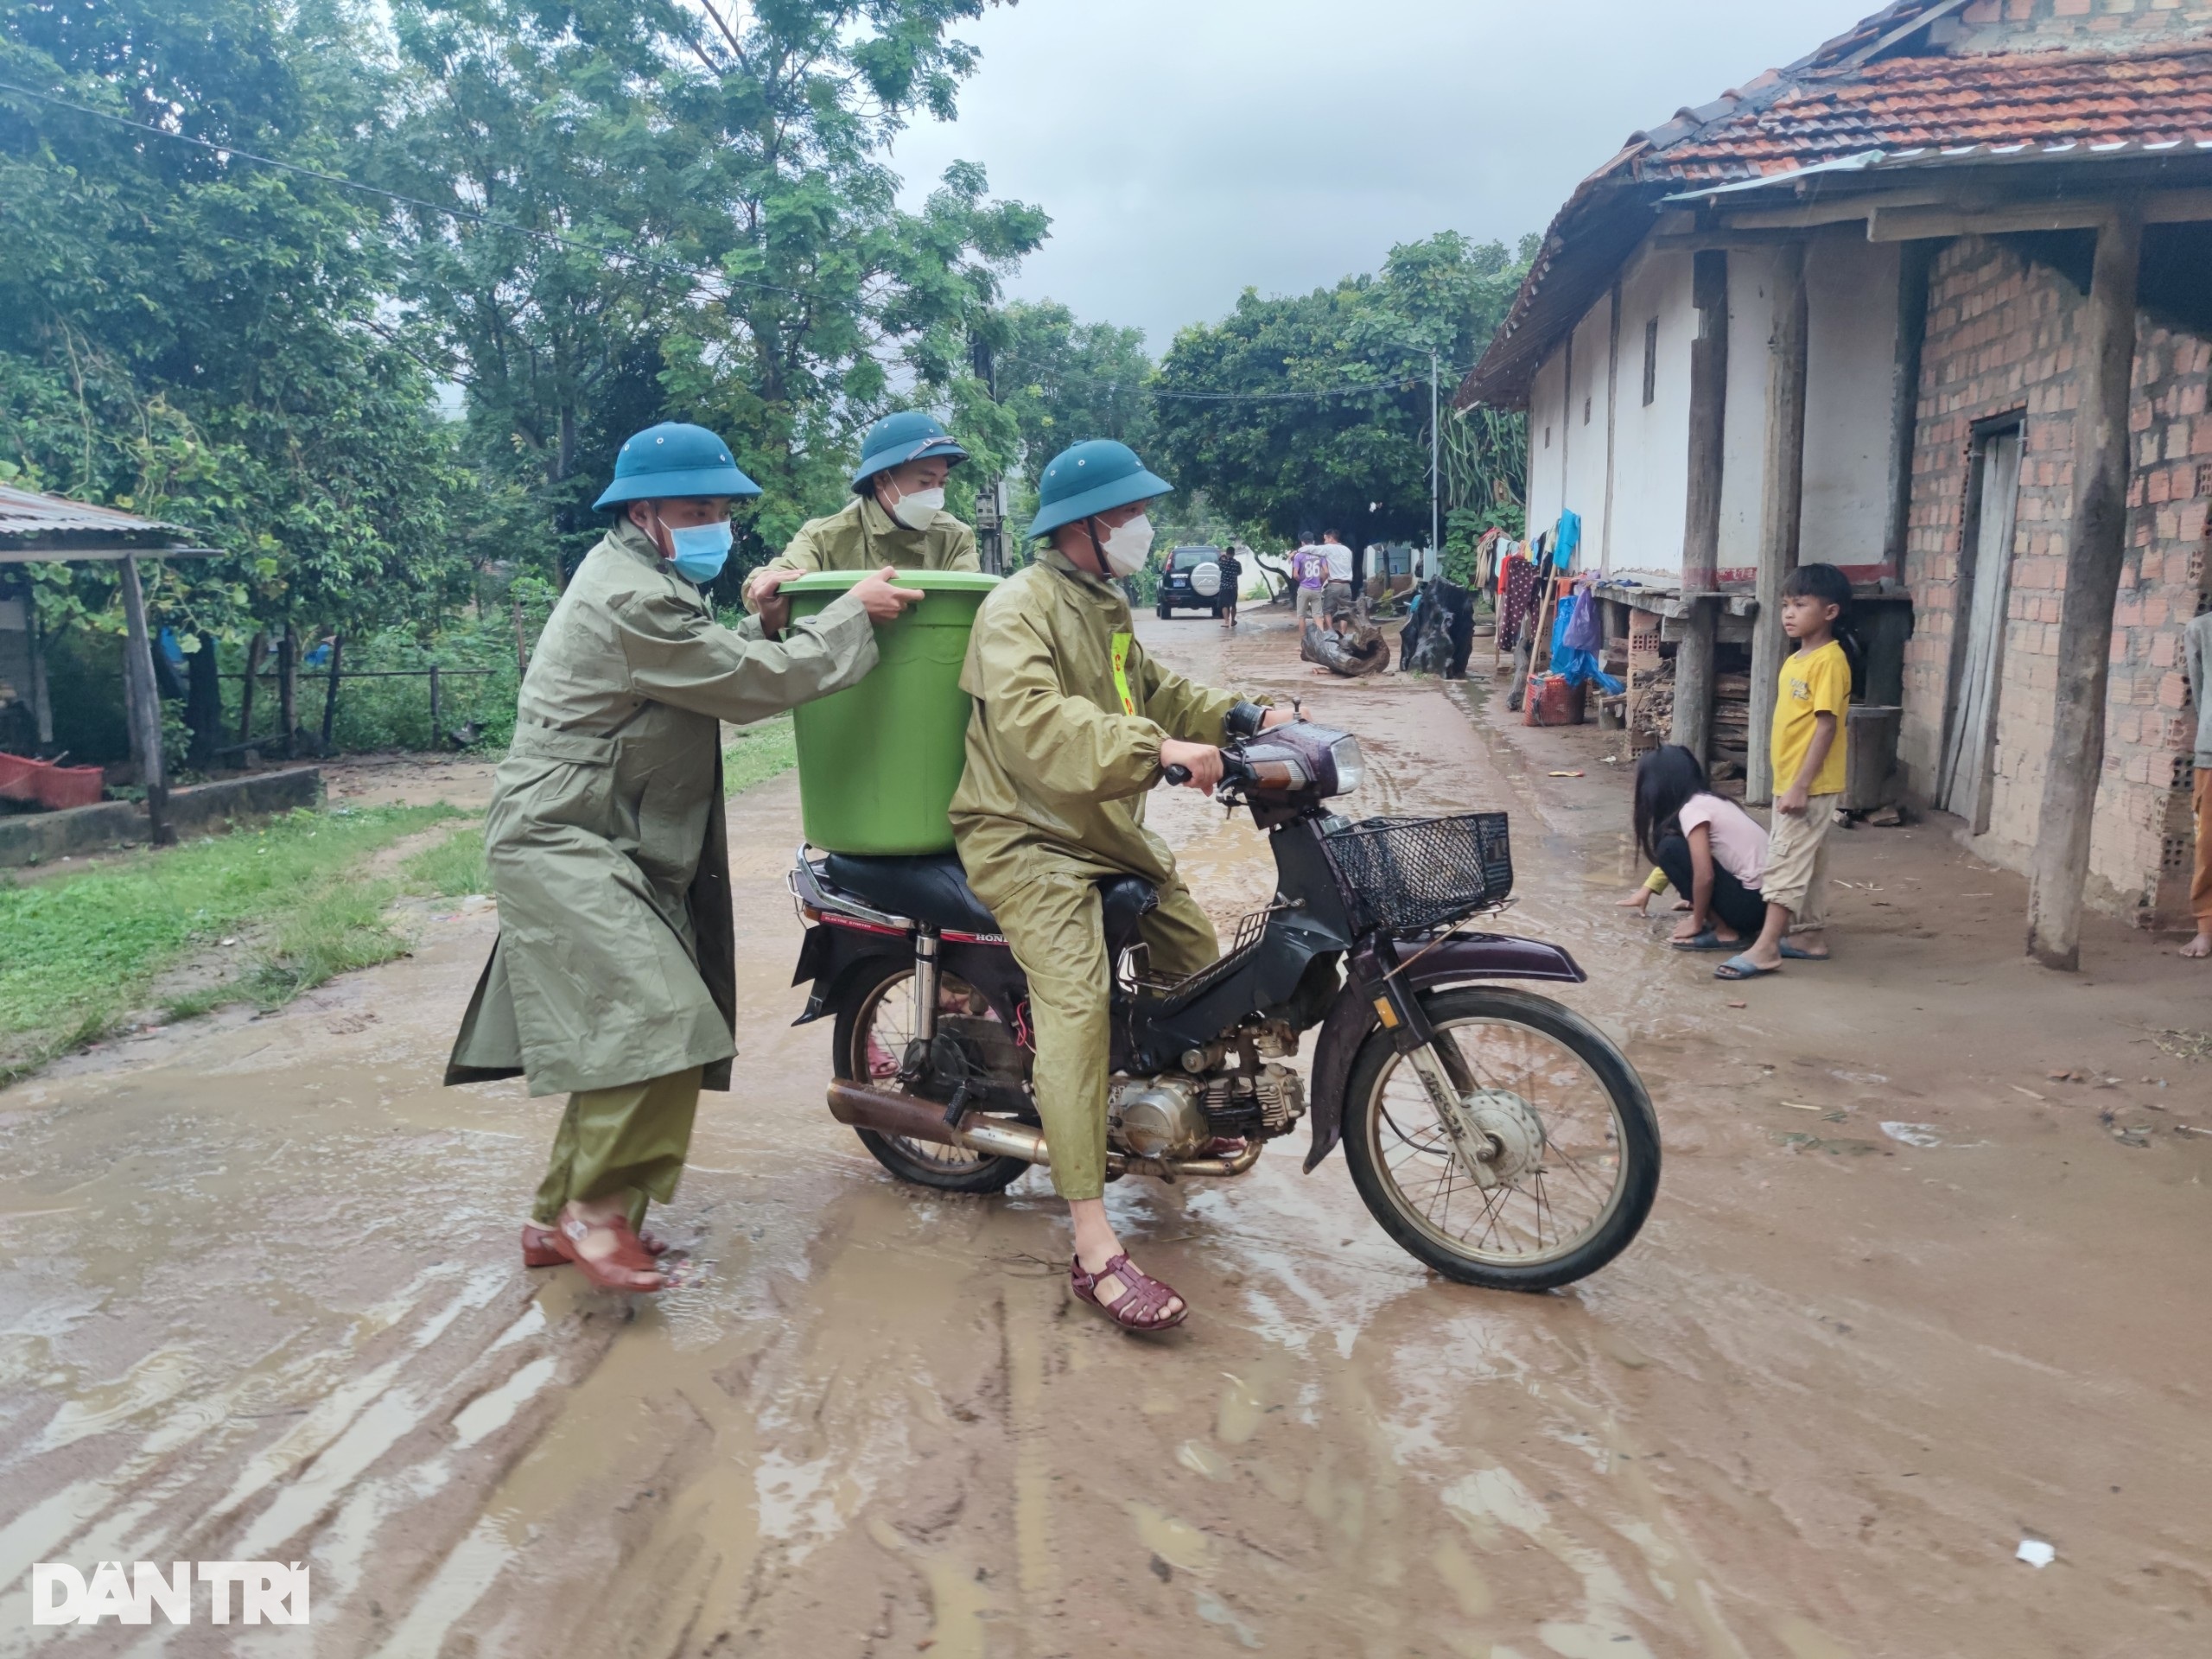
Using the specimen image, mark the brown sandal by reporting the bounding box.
[521,1220,668,1268]
[1071,1254,1187,1332]
[550,1211,668,1293]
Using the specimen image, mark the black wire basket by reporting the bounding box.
[1321,812,1514,935]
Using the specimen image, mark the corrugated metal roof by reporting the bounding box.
[0,485,203,555]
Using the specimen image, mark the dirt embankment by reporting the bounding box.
[2,609,2208,1658]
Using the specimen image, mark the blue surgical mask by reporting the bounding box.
[664,519,733,584]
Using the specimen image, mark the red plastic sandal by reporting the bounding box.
[521,1220,668,1268]
[550,1211,669,1293]
[1070,1254,1188,1332]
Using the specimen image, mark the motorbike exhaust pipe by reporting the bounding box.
[828,1080,1052,1165]
[826,1081,1266,1179]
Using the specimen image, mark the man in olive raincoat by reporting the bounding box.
[448,422,919,1292]
[950,439,1288,1331]
[741,411,977,612]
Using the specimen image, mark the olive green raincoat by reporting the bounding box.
[448,518,878,1099]
[746,493,976,611]
[950,547,1247,1199]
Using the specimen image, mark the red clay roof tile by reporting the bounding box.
[1650,45,2212,181]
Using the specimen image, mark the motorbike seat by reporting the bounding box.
[817,851,1158,953]
[821,852,998,935]
[1098,874,1159,955]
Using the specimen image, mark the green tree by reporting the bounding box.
[0,0,467,744]
[381,0,1046,582]
[1150,231,1534,549]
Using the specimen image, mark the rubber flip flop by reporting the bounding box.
[1714,954,1779,981]
[1671,931,1734,951]
[1778,942,1829,961]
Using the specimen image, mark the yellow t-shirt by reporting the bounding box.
[1772,638,1850,797]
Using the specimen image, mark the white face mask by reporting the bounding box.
[887,486,944,530]
[1096,513,1154,577]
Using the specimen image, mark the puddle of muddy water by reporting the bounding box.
[3,613,2209,1658]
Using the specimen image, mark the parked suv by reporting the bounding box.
[1155,544,1224,619]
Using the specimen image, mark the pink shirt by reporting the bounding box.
[1677,792,1768,890]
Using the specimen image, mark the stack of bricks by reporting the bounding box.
[1898,234,2210,925]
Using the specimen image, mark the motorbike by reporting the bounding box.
[785,715,1659,1290]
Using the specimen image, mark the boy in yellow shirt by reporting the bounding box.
[1717,563,1853,981]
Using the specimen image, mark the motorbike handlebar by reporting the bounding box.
[1162,752,1256,791]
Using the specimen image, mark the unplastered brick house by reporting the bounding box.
[1461,0,2212,946]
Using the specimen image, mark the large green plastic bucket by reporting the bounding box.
[782,568,1001,855]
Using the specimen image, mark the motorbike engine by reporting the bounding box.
[1109,1076,1211,1159]
[1199,1064,1307,1141]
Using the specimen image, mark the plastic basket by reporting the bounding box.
[1321,812,1513,934]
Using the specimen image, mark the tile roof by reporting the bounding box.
[1649,44,2212,181]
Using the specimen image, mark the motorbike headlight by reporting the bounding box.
[1327,734,1366,797]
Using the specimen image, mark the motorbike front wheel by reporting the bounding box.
[832,958,1030,1194]
[1342,987,1659,1291]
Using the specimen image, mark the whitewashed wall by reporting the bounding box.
[1802,235,1903,573]
[1515,231,1899,588]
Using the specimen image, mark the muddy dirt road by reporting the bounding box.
[4,609,2210,1658]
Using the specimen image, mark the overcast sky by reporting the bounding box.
[891,0,1884,354]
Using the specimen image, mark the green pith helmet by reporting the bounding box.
[594,423,761,509]
[1026,439,1173,539]
[851,410,969,489]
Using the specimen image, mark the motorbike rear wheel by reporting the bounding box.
[832,958,1030,1194]
[1341,986,1658,1290]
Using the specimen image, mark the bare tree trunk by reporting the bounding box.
[1674,250,1729,764]
[320,632,343,756]
[277,626,298,761]
[238,631,266,745]
[2027,208,2144,971]
[185,630,222,767]
[1748,241,1809,805]
[118,555,172,846]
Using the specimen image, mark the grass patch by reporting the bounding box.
[0,803,461,1081]
[403,823,488,897]
[724,714,798,797]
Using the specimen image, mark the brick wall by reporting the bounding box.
[1898,235,2210,925]
[1956,0,2212,51]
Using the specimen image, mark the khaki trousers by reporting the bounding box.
[531,1065,704,1225]
[1763,794,1840,932]
[1297,588,1325,627]
[986,869,1217,1201]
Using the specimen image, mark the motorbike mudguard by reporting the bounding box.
[1301,935,1586,1173]
[790,923,906,1026]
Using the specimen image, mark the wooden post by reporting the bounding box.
[1674,249,1729,763]
[277,626,298,760]
[238,631,266,744]
[116,554,173,846]
[22,576,53,747]
[2027,207,2144,971]
[512,594,531,674]
[320,632,343,755]
[1883,240,1938,582]
[429,663,442,744]
[1602,280,1622,573]
[1747,241,1809,804]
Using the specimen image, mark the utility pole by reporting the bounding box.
[1429,349,1441,580]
